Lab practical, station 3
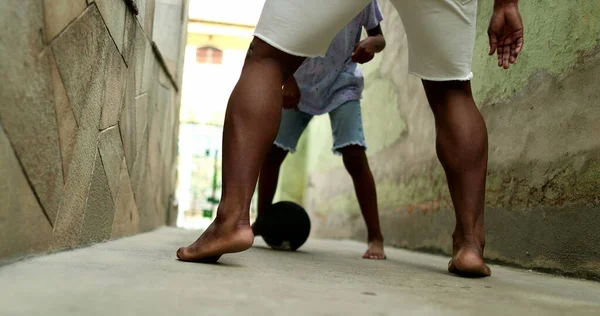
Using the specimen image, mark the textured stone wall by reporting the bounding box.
[281,1,600,279]
[0,0,186,262]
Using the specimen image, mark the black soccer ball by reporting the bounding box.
[261,201,311,251]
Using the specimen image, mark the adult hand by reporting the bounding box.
[488,1,524,69]
[282,76,300,111]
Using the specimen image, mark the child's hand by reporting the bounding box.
[352,34,386,64]
[352,37,378,64]
[282,76,301,111]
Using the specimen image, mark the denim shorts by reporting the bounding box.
[274,100,366,155]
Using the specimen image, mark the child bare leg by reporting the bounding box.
[254,145,288,235]
[340,145,385,259]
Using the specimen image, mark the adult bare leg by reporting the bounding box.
[422,80,490,277]
[177,38,305,262]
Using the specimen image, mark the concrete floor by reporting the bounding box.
[1,228,599,316]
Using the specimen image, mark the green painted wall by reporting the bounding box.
[471,0,600,104]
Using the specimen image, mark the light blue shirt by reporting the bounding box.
[294,0,384,116]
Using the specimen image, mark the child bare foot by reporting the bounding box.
[176,218,254,263]
[362,238,386,260]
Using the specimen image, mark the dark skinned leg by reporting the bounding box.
[176,38,305,262]
[422,80,490,277]
[253,145,288,235]
[340,145,385,260]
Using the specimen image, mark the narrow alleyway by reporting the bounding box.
[1,228,599,315]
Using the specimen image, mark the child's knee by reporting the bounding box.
[341,145,367,175]
[265,145,288,165]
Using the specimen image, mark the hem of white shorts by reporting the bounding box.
[409,71,474,82]
[273,141,296,153]
[253,33,323,58]
[332,142,367,156]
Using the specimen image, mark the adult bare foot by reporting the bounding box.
[448,234,491,277]
[362,238,386,260]
[176,218,254,263]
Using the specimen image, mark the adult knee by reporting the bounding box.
[422,80,474,114]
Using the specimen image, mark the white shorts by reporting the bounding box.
[254,0,478,81]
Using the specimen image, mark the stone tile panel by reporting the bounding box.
[122,10,138,67]
[140,0,156,39]
[52,125,100,249]
[0,0,64,225]
[94,0,127,54]
[0,123,53,260]
[133,22,147,96]
[111,159,140,239]
[99,126,125,203]
[52,7,110,248]
[79,149,116,245]
[120,68,138,172]
[43,0,87,43]
[49,50,78,184]
[100,43,126,129]
[52,6,111,126]
[140,39,154,94]
[135,93,149,152]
